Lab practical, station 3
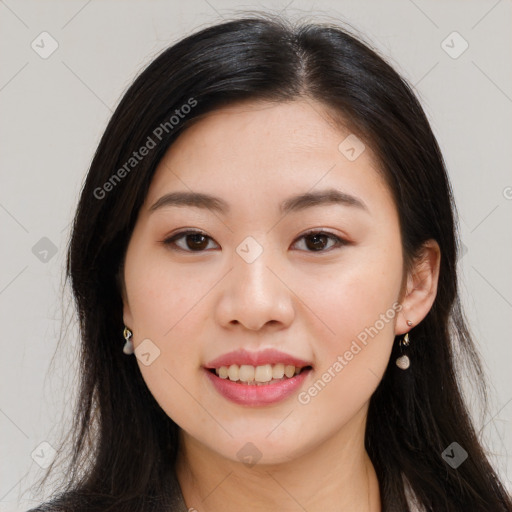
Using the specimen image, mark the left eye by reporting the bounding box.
[163,230,346,253]
[292,230,346,252]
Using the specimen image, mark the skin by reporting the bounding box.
[122,99,440,511]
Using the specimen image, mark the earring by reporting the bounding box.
[123,326,134,355]
[395,331,411,370]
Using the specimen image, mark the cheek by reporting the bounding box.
[294,240,403,377]
[125,237,209,340]
[290,250,402,426]
[124,242,213,425]
[123,234,209,372]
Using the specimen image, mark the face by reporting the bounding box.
[122,99,405,465]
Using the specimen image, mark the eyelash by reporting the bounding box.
[162,229,347,254]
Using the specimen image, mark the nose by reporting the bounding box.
[214,244,295,332]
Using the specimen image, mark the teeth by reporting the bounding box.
[228,364,239,381]
[272,363,285,379]
[285,365,296,378]
[239,365,255,382]
[214,363,306,383]
[255,364,273,382]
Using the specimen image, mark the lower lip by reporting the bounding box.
[204,368,312,406]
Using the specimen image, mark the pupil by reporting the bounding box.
[307,234,327,251]
[187,234,207,250]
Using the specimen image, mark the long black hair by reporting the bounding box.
[27,12,512,512]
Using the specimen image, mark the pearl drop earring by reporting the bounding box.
[396,320,413,370]
[123,326,134,355]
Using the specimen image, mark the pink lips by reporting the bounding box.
[204,348,312,369]
[204,367,312,406]
[203,348,313,406]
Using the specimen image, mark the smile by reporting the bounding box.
[210,363,310,384]
[204,365,313,406]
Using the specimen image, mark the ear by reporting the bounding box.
[117,264,134,329]
[395,239,441,335]
[123,301,134,330]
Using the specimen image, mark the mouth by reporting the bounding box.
[206,363,313,386]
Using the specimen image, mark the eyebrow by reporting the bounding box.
[149,188,368,215]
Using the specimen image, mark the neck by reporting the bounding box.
[175,408,381,512]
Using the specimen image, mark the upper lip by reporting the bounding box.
[204,348,313,369]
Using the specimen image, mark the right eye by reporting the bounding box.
[162,230,219,252]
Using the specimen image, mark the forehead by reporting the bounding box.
[145,99,392,217]
[166,99,364,161]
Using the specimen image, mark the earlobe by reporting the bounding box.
[396,239,441,335]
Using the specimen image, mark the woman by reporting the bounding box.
[28,13,512,512]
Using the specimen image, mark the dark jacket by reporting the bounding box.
[26,471,188,512]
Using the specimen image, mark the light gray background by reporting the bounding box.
[1,0,511,510]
